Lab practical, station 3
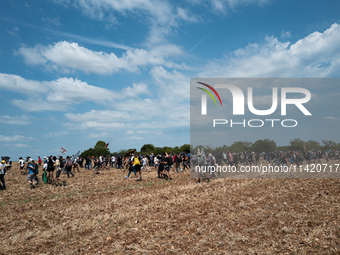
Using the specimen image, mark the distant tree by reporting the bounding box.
[251,139,276,152]
[140,144,155,154]
[229,141,252,152]
[179,144,190,153]
[80,140,111,158]
[162,146,173,154]
[173,146,180,154]
[289,139,305,151]
[276,146,290,152]
[117,149,128,156]
[322,139,337,150]
[305,140,321,150]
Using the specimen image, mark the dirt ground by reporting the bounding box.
[0,161,340,254]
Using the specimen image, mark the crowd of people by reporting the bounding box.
[0,151,191,190]
[192,149,340,183]
[0,149,338,190]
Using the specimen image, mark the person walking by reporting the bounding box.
[0,160,6,190]
[64,156,74,178]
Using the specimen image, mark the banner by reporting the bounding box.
[60,147,67,155]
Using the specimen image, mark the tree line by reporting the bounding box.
[194,139,340,155]
[80,139,339,158]
[80,141,190,158]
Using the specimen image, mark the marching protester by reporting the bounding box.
[93,157,101,174]
[18,157,25,175]
[134,153,142,181]
[46,156,55,185]
[159,153,172,180]
[125,153,137,180]
[64,156,74,178]
[141,155,150,172]
[73,156,80,173]
[27,159,37,189]
[0,159,6,190]
[175,154,183,173]
[55,156,67,186]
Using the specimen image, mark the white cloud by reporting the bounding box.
[65,110,143,123]
[0,73,47,93]
[0,73,120,111]
[7,26,19,37]
[200,23,340,78]
[0,115,31,125]
[87,132,113,138]
[281,30,291,40]
[122,83,149,97]
[17,41,184,74]
[191,0,270,13]
[0,135,32,142]
[129,136,144,140]
[42,16,61,26]
[45,131,70,137]
[150,66,190,100]
[53,0,199,46]
[13,144,30,148]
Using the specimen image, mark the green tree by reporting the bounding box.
[179,144,190,153]
[162,146,173,154]
[229,141,252,152]
[173,146,180,154]
[305,140,321,150]
[322,139,337,150]
[80,140,111,158]
[289,139,305,151]
[251,139,276,152]
[140,144,155,154]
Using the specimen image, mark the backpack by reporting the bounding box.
[134,157,140,165]
[34,164,39,174]
[47,160,54,170]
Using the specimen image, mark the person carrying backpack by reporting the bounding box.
[125,153,137,179]
[27,159,37,189]
[134,153,142,181]
[64,156,74,178]
[55,156,67,186]
[46,156,55,185]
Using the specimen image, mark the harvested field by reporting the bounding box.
[1,162,340,254]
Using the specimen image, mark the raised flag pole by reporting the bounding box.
[105,135,115,148]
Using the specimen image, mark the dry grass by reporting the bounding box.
[0,161,340,254]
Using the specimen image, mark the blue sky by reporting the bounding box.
[1,0,340,159]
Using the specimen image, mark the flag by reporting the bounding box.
[71,150,81,162]
[60,147,67,155]
[105,142,109,148]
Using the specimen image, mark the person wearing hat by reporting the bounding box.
[0,159,6,190]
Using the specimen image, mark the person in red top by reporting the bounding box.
[38,156,42,166]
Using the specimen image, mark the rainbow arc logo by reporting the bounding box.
[196,82,222,106]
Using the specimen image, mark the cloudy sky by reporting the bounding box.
[1,0,340,159]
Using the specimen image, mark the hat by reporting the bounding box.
[197,152,201,156]
[1,160,5,163]
[208,153,213,157]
